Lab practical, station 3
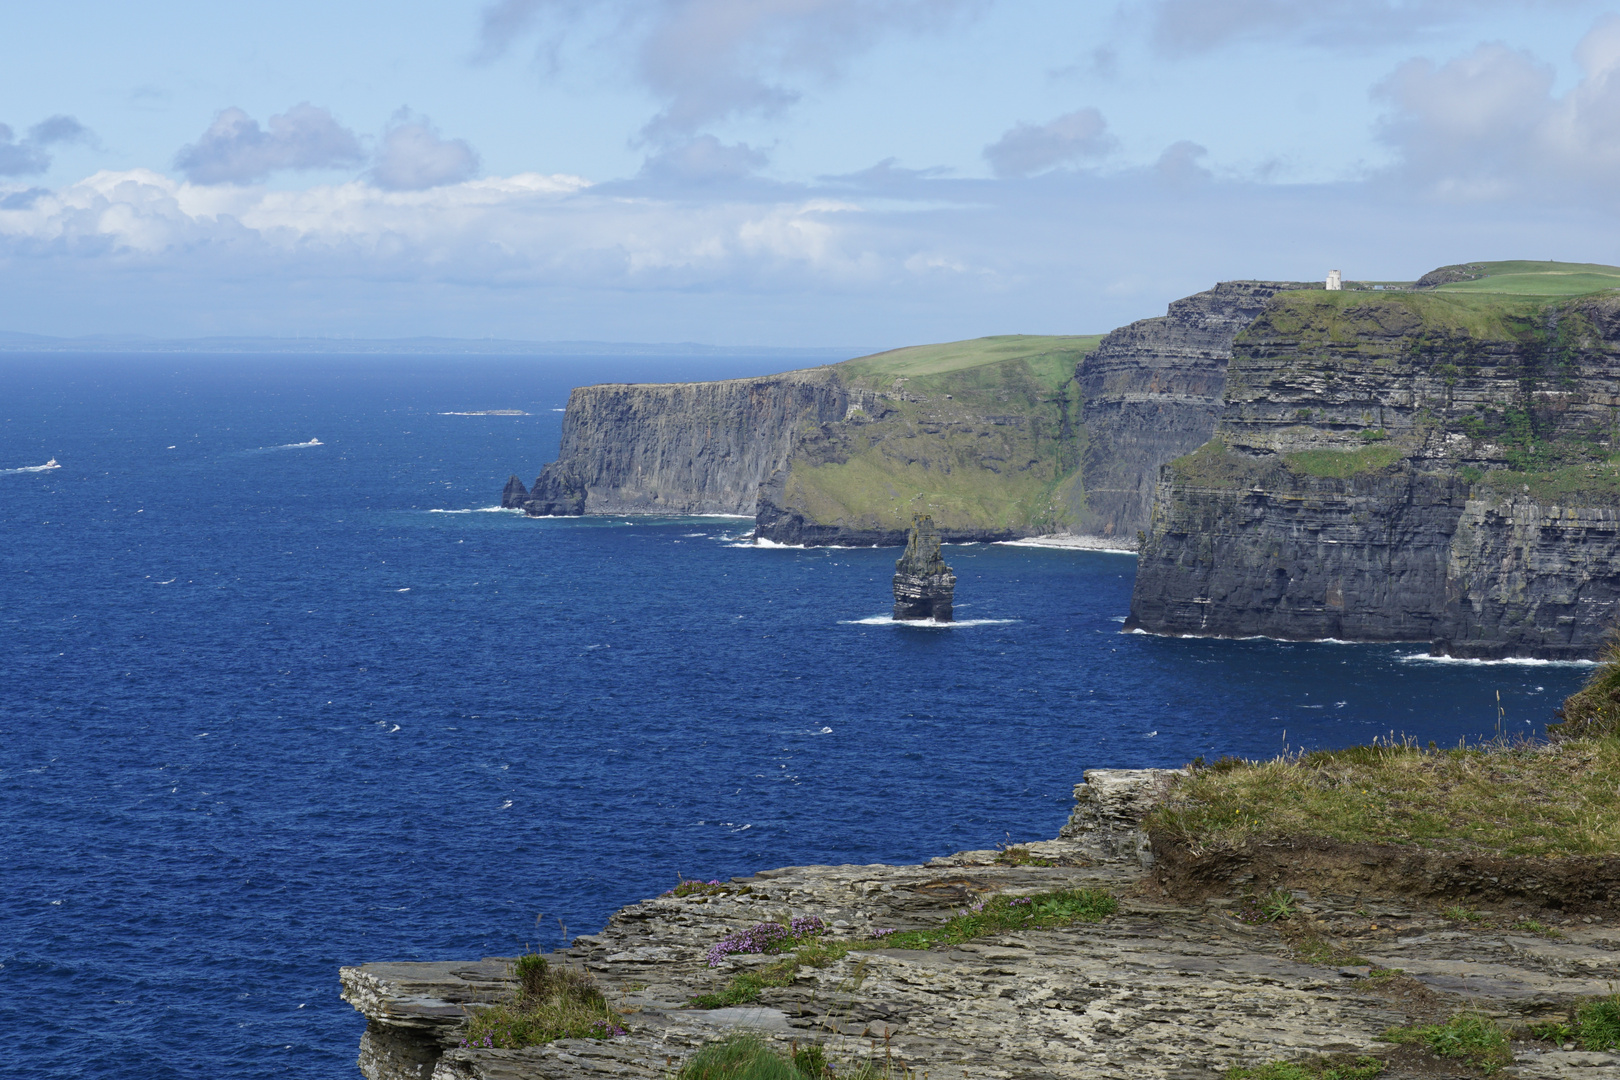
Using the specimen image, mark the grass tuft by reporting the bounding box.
[1576,993,1620,1051]
[1554,636,1620,739]
[1151,734,1620,857]
[1224,1054,1383,1080]
[460,953,626,1049]
[677,1033,912,1080]
[995,845,1054,867]
[1381,1014,1512,1074]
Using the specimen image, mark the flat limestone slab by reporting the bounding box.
[343,772,1620,1079]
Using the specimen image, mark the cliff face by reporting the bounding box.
[1129,289,1620,658]
[501,285,1321,546]
[1077,281,1311,542]
[510,371,854,517]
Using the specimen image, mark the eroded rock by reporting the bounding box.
[892,514,955,621]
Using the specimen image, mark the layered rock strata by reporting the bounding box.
[1129,290,1620,658]
[342,768,1620,1080]
[890,514,955,621]
[1077,281,1313,542]
[508,372,859,518]
[505,283,1305,545]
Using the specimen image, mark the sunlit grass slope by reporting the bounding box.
[1433,260,1620,297]
[838,334,1102,388]
[778,335,1104,538]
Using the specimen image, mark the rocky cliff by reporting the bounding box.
[1129,273,1620,658]
[506,283,1305,546]
[342,766,1620,1079]
[1077,280,1312,542]
[506,371,857,517]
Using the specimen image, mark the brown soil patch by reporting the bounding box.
[1150,830,1620,915]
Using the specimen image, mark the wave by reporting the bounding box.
[1125,627,1384,645]
[1,458,59,474]
[1399,652,1596,667]
[427,506,522,514]
[840,615,1018,628]
[997,536,1138,554]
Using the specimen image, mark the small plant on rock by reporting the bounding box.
[458,952,626,1050]
[1225,1053,1382,1080]
[1575,992,1620,1050]
[995,845,1054,867]
[1381,1013,1512,1074]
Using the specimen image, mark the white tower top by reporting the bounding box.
[1326,270,1342,291]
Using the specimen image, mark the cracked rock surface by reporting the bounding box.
[342,771,1620,1079]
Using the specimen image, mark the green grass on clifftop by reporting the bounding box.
[1430,260,1620,297]
[774,335,1104,537]
[1148,736,1620,857]
[837,334,1101,389]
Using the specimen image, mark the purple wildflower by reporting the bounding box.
[868,927,896,939]
[705,917,827,966]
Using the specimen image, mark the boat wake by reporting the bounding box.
[250,439,323,452]
[1,458,59,475]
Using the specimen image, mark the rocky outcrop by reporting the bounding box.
[1059,767,1188,866]
[343,767,1620,1080]
[1129,289,1620,658]
[1077,281,1314,542]
[890,514,955,620]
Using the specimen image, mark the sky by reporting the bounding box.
[3,0,1620,347]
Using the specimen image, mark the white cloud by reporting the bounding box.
[0,115,92,177]
[175,104,364,185]
[477,0,978,140]
[0,168,909,290]
[371,112,480,190]
[1377,16,1620,198]
[982,108,1114,178]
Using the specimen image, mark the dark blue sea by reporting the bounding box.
[0,353,1590,1079]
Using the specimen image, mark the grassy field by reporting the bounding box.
[837,334,1102,387]
[1431,260,1620,297]
[772,334,1104,537]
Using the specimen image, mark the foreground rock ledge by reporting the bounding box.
[342,770,1620,1079]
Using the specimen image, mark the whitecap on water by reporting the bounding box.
[428,506,521,514]
[840,615,1018,628]
[1399,652,1595,667]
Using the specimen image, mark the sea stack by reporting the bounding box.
[893,513,955,621]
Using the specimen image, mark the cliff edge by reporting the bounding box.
[505,282,1303,546]
[1128,261,1620,659]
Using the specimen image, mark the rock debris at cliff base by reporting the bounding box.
[343,769,1620,1080]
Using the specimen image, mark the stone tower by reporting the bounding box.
[1326,269,1342,291]
[892,513,955,621]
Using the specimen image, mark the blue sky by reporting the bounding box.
[3,1,1619,346]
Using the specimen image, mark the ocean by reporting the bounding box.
[0,353,1590,1079]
